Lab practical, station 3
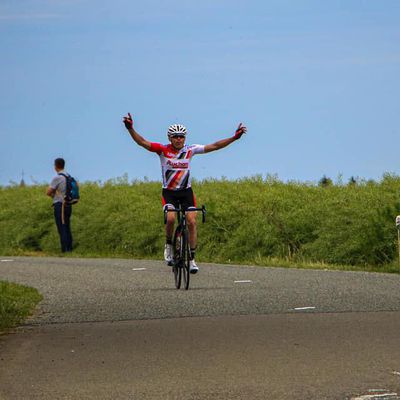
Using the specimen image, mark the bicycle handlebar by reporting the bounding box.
[163,205,206,224]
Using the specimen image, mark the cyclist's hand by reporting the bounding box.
[123,113,133,130]
[234,123,247,140]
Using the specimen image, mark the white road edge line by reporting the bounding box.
[132,268,147,271]
[351,394,398,400]
[234,280,252,283]
[294,307,316,311]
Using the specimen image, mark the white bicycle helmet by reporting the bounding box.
[167,124,187,137]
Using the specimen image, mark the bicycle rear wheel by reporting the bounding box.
[182,229,190,290]
[172,227,182,289]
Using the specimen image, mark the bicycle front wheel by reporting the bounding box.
[172,227,182,289]
[182,229,190,290]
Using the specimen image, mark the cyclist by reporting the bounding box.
[122,113,247,273]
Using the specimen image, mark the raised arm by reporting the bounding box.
[123,113,152,151]
[204,123,247,153]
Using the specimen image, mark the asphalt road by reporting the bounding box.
[1,256,400,399]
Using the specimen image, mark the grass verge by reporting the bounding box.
[0,281,43,333]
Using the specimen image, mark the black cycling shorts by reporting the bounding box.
[162,188,197,211]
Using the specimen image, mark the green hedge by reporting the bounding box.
[1,175,400,267]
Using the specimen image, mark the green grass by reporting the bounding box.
[1,174,400,273]
[0,281,43,333]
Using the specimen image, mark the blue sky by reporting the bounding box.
[1,0,399,185]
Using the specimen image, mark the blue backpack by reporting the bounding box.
[59,173,80,205]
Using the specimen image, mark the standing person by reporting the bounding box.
[46,158,73,253]
[122,113,247,273]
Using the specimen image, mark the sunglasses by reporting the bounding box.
[171,135,185,139]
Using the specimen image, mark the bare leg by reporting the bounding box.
[186,211,197,250]
[165,211,176,241]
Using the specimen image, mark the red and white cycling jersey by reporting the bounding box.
[149,143,205,190]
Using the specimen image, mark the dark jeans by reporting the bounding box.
[54,202,73,252]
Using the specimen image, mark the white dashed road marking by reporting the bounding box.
[132,268,147,271]
[1,259,14,262]
[351,393,399,400]
[234,280,252,284]
[294,307,316,311]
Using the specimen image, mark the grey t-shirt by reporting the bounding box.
[50,171,69,204]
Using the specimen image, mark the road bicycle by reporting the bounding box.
[164,205,206,290]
